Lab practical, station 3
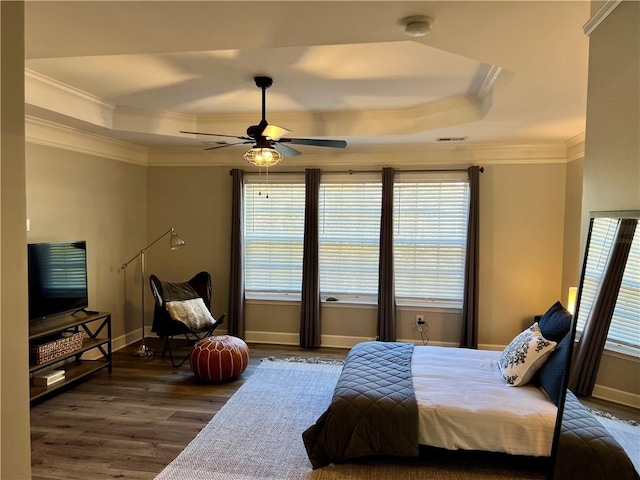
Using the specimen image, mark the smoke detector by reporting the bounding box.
[400,15,432,37]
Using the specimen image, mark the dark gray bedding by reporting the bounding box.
[302,341,418,469]
[554,391,639,480]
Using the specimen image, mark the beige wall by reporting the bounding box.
[561,157,584,296]
[146,166,232,321]
[1,1,32,477]
[146,159,569,350]
[479,163,567,344]
[581,0,640,401]
[26,144,147,343]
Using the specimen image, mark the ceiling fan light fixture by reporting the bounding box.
[243,147,283,168]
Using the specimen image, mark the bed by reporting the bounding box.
[303,309,639,479]
[302,340,555,468]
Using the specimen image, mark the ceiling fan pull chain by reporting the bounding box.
[265,168,269,199]
[257,167,270,199]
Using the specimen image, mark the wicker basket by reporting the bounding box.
[31,332,84,365]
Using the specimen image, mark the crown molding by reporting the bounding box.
[25,67,489,144]
[23,68,575,168]
[25,69,116,128]
[113,105,197,137]
[25,112,573,169]
[565,132,585,162]
[25,116,148,166]
[583,0,623,36]
[146,141,569,168]
[478,65,503,100]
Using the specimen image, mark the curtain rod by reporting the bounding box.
[231,166,484,175]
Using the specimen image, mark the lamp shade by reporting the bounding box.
[243,147,283,168]
[170,230,186,250]
[567,286,578,315]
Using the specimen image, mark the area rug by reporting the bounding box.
[155,360,550,480]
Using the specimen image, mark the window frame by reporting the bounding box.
[393,171,470,309]
[317,172,382,303]
[243,173,306,300]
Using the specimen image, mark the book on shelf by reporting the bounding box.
[33,369,65,387]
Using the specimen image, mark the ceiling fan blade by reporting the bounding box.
[262,124,290,140]
[181,130,252,141]
[203,141,251,151]
[273,142,301,158]
[280,138,347,149]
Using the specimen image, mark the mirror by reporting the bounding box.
[549,210,639,479]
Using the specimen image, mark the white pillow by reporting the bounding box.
[165,298,217,330]
[498,322,557,386]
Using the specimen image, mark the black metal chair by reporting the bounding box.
[149,271,225,367]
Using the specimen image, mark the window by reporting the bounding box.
[242,170,471,307]
[393,172,470,307]
[243,175,305,298]
[318,174,382,300]
[576,217,640,353]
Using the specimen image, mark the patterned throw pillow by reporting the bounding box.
[165,298,217,330]
[498,323,557,386]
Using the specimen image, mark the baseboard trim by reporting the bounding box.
[83,329,143,359]
[592,384,640,410]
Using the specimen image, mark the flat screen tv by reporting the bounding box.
[28,240,88,320]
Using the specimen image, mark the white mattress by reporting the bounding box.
[412,345,557,457]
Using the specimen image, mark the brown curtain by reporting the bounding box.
[300,168,321,348]
[377,167,396,341]
[460,166,481,348]
[228,169,246,338]
[570,217,637,396]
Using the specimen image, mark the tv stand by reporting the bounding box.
[29,310,112,403]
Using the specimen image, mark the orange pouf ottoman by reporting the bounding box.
[190,335,249,382]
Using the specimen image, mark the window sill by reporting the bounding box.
[246,292,301,304]
[245,292,461,312]
[575,332,639,360]
[603,342,640,361]
[396,299,462,311]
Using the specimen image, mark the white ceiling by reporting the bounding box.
[24,1,591,154]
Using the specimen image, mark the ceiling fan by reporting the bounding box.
[180,76,347,167]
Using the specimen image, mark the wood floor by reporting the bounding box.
[30,339,348,480]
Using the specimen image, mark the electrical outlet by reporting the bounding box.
[415,314,425,326]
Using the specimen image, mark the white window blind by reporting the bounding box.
[319,174,381,298]
[393,173,469,305]
[243,176,305,296]
[576,217,640,351]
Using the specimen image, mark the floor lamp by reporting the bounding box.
[121,227,186,357]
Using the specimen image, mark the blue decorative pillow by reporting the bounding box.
[498,323,557,386]
[537,301,573,343]
[534,331,572,405]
